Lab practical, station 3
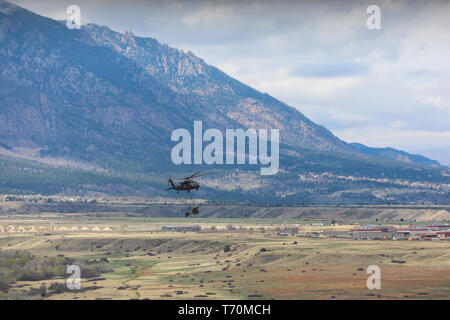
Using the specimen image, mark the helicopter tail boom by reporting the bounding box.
[167,177,176,190]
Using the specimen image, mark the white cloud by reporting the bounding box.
[181,3,234,27]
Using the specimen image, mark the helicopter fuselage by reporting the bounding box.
[172,180,199,192]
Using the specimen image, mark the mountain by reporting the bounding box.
[0,1,352,165]
[0,1,448,204]
[350,143,440,168]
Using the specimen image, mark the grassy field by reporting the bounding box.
[1,215,449,300]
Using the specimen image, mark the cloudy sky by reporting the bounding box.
[13,0,450,165]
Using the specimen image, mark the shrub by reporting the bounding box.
[40,284,47,297]
[0,271,11,293]
[49,282,69,294]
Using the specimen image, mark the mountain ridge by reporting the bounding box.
[350,143,440,168]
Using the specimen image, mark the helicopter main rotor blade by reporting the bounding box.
[192,172,211,178]
[182,170,202,180]
[190,171,217,179]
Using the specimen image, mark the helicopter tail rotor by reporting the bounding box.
[167,176,176,190]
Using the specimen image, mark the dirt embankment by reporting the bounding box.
[1,202,449,221]
[48,237,228,254]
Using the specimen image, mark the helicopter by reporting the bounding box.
[166,170,213,217]
[166,170,210,194]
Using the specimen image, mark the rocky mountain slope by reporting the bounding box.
[0,1,354,168]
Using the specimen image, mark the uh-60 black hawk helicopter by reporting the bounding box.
[166,170,212,194]
[166,170,212,217]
